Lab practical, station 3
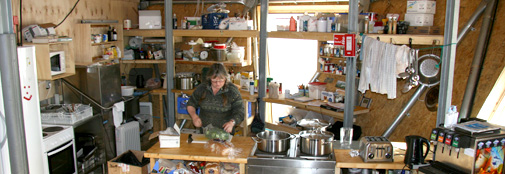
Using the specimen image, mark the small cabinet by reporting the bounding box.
[74,23,124,66]
[26,42,76,80]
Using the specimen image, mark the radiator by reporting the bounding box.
[115,121,141,156]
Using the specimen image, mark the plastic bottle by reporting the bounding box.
[289,16,297,31]
[249,78,254,95]
[173,14,178,29]
[364,16,369,34]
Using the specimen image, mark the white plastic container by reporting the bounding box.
[407,0,436,14]
[227,46,245,63]
[121,86,135,96]
[41,104,93,125]
[308,82,326,100]
[405,13,434,26]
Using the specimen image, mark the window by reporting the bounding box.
[477,67,505,126]
[267,14,317,121]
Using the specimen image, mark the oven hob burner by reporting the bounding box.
[43,126,64,132]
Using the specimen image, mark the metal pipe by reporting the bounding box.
[382,85,428,138]
[61,79,112,110]
[258,0,268,126]
[165,0,176,128]
[0,34,29,173]
[459,0,498,120]
[437,0,460,126]
[457,0,488,43]
[343,0,358,128]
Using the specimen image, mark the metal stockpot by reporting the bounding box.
[175,76,194,90]
[299,130,335,156]
[252,131,292,153]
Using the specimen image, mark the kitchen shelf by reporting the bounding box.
[121,59,167,64]
[90,41,122,46]
[75,23,123,66]
[319,71,349,78]
[320,56,346,60]
[176,60,249,67]
[268,31,445,45]
[24,42,76,80]
[124,29,259,38]
[263,98,368,121]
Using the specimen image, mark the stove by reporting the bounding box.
[41,124,77,174]
[41,124,74,152]
[247,142,336,174]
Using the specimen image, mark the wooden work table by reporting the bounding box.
[263,98,369,121]
[145,133,255,174]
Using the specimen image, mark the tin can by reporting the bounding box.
[93,34,101,43]
[102,34,108,42]
[124,19,131,30]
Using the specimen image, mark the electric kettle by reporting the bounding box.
[404,135,430,167]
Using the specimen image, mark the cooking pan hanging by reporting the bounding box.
[417,54,441,86]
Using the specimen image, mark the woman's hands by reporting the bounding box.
[223,120,236,133]
[192,117,202,127]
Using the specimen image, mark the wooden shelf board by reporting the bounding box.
[75,58,120,66]
[91,41,121,46]
[124,29,259,38]
[268,32,444,45]
[175,60,249,67]
[263,97,369,121]
[51,72,75,80]
[362,34,445,45]
[320,56,345,60]
[268,31,338,41]
[121,59,167,64]
[319,71,348,77]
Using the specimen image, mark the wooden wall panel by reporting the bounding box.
[356,0,505,141]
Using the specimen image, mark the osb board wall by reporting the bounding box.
[354,0,505,141]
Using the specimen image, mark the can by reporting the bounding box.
[93,34,101,43]
[123,19,131,30]
[102,34,108,42]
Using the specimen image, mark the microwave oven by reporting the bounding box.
[50,51,66,75]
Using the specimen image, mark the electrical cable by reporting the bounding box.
[55,0,81,28]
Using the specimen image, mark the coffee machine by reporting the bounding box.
[404,135,430,168]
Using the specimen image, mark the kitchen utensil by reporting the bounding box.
[174,72,195,90]
[425,85,439,112]
[299,130,334,156]
[404,135,430,168]
[252,131,292,153]
[417,54,441,86]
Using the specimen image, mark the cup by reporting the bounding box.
[340,127,353,145]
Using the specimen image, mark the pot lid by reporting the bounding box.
[299,130,333,139]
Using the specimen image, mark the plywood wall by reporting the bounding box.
[355,0,505,141]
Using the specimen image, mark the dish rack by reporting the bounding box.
[41,104,93,125]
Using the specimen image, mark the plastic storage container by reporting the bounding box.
[308,82,327,100]
[41,104,93,125]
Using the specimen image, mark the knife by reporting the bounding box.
[188,134,193,144]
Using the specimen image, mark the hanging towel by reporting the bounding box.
[113,101,125,128]
[395,45,410,77]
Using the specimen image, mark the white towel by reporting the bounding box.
[395,45,410,77]
[113,101,125,128]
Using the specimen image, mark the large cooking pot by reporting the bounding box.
[252,131,292,153]
[175,75,194,90]
[299,130,334,156]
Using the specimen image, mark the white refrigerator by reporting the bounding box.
[17,46,47,173]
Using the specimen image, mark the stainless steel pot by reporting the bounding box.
[299,130,334,156]
[252,131,292,153]
[211,49,227,61]
[175,76,194,90]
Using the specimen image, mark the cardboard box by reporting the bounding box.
[404,13,434,26]
[149,124,181,148]
[139,10,162,29]
[407,26,441,35]
[108,150,148,174]
[407,0,436,14]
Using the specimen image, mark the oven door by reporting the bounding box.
[47,140,76,174]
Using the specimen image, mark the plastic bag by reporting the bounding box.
[205,140,242,159]
[203,125,230,141]
[145,78,161,89]
[221,163,239,174]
